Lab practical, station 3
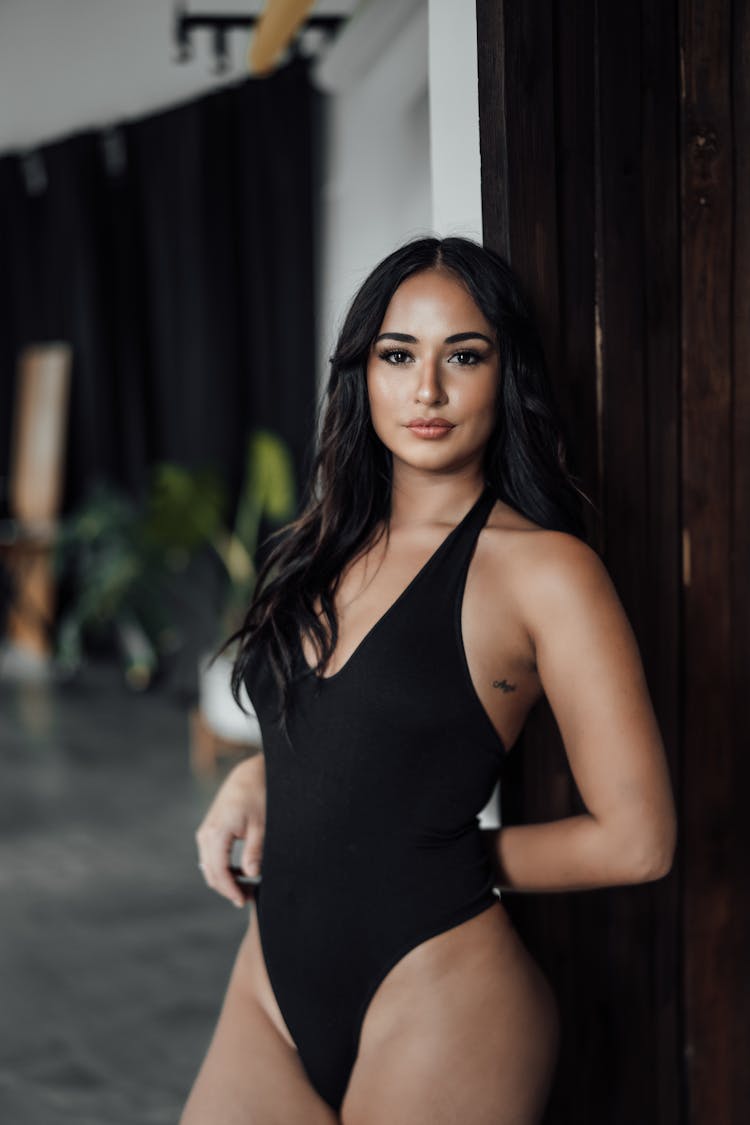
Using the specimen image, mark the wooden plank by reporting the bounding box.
[641,2,683,1122]
[730,0,750,1111]
[543,4,600,1121]
[679,0,735,1121]
[593,7,657,1119]
[477,0,509,258]
[503,0,562,373]
[554,0,597,527]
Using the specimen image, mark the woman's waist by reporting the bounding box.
[261,822,495,900]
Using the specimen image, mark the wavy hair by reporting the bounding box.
[215,235,595,739]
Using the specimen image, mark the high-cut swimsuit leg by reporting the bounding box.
[244,483,507,1111]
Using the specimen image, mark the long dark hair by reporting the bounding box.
[216,235,594,738]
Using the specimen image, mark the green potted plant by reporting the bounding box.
[51,428,297,711]
[51,479,188,690]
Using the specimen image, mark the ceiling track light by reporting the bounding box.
[173,3,345,76]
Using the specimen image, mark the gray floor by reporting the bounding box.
[0,657,250,1124]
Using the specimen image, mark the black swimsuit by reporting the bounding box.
[244,482,508,1111]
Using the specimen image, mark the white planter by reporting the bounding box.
[478,780,501,829]
[197,648,262,744]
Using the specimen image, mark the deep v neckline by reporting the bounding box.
[296,484,492,685]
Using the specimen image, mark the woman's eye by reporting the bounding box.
[377,348,411,364]
[450,350,482,365]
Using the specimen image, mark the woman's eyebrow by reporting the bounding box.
[374,331,494,345]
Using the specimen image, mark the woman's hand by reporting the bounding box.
[195,753,266,908]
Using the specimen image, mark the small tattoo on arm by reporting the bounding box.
[492,678,517,693]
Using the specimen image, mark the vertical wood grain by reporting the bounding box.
[596,3,661,1115]
[641,3,683,1121]
[729,0,750,1111]
[680,1,744,1121]
[477,0,687,1121]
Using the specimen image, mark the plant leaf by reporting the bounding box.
[233,429,297,562]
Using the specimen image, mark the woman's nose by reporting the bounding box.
[415,358,446,403]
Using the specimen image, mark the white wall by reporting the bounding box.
[428,0,483,240]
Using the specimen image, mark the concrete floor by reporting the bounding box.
[0,657,250,1124]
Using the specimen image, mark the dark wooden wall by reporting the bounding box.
[476,1,749,1122]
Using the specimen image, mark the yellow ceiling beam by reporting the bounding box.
[247,0,317,76]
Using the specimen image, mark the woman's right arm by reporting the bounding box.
[195,753,266,908]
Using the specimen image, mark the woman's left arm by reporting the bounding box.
[487,532,677,893]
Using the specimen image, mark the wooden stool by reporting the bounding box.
[0,343,72,660]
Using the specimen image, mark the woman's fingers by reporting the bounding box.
[195,818,247,908]
[194,758,267,907]
[241,821,265,876]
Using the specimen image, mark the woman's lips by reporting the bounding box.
[406,422,455,439]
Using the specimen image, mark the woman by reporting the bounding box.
[181,236,677,1124]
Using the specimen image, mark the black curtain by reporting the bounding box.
[0,55,321,515]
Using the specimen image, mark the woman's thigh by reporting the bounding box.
[180,909,339,1125]
[340,904,560,1125]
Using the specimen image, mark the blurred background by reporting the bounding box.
[0,2,484,1122]
[1,2,748,1124]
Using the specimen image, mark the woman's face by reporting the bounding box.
[366,267,500,478]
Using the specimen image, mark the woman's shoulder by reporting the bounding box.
[477,503,617,674]
[481,501,608,611]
